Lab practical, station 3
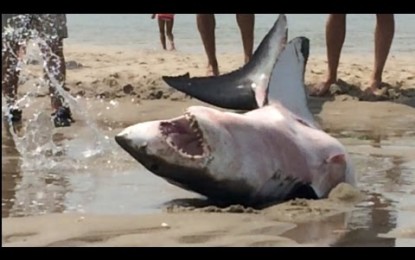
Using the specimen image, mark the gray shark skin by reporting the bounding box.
[162,14,290,111]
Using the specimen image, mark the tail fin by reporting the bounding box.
[162,14,288,110]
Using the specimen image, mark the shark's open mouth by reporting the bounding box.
[159,113,209,158]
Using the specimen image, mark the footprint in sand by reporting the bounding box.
[45,226,169,247]
[177,231,225,244]
[3,232,38,244]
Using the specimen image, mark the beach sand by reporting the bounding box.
[2,45,415,247]
[2,183,364,247]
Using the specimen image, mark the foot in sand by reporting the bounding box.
[309,79,336,97]
[207,63,220,77]
[364,79,383,95]
[361,89,381,101]
[168,41,176,51]
[361,80,388,101]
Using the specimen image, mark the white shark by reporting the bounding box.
[115,14,356,206]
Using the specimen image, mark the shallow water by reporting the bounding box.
[2,110,415,246]
[1,118,198,217]
[282,148,415,247]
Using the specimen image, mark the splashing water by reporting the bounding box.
[2,15,119,172]
[33,36,115,159]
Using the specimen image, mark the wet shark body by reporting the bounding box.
[115,14,356,206]
[115,103,355,206]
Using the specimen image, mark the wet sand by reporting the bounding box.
[1,185,364,247]
[2,47,415,247]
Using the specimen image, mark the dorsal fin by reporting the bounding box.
[261,36,316,128]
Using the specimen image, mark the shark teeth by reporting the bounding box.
[160,113,210,158]
[184,112,203,141]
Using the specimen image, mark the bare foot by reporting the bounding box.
[361,87,381,101]
[168,42,176,51]
[309,80,335,96]
[363,88,378,96]
[365,79,382,94]
[207,63,219,76]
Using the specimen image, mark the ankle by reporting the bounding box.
[371,73,382,84]
[324,75,337,85]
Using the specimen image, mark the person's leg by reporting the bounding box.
[2,39,21,107]
[158,18,167,50]
[236,14,255,64]
[39,38,66,111]
[18,42,27,59]
[311,14,346,96]
[39,37,73,127]
[196,14,219,76]
[166,18,175,51]
[368,14,395,92]
[2,14,33,122]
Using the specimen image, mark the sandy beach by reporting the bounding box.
[2,44,415,247]
[2,184,364,247]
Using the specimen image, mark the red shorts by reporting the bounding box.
[157,14,174,21]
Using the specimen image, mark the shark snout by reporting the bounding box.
[115,124,154,160]
[115,133,133,153]
[115,132,149,162]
